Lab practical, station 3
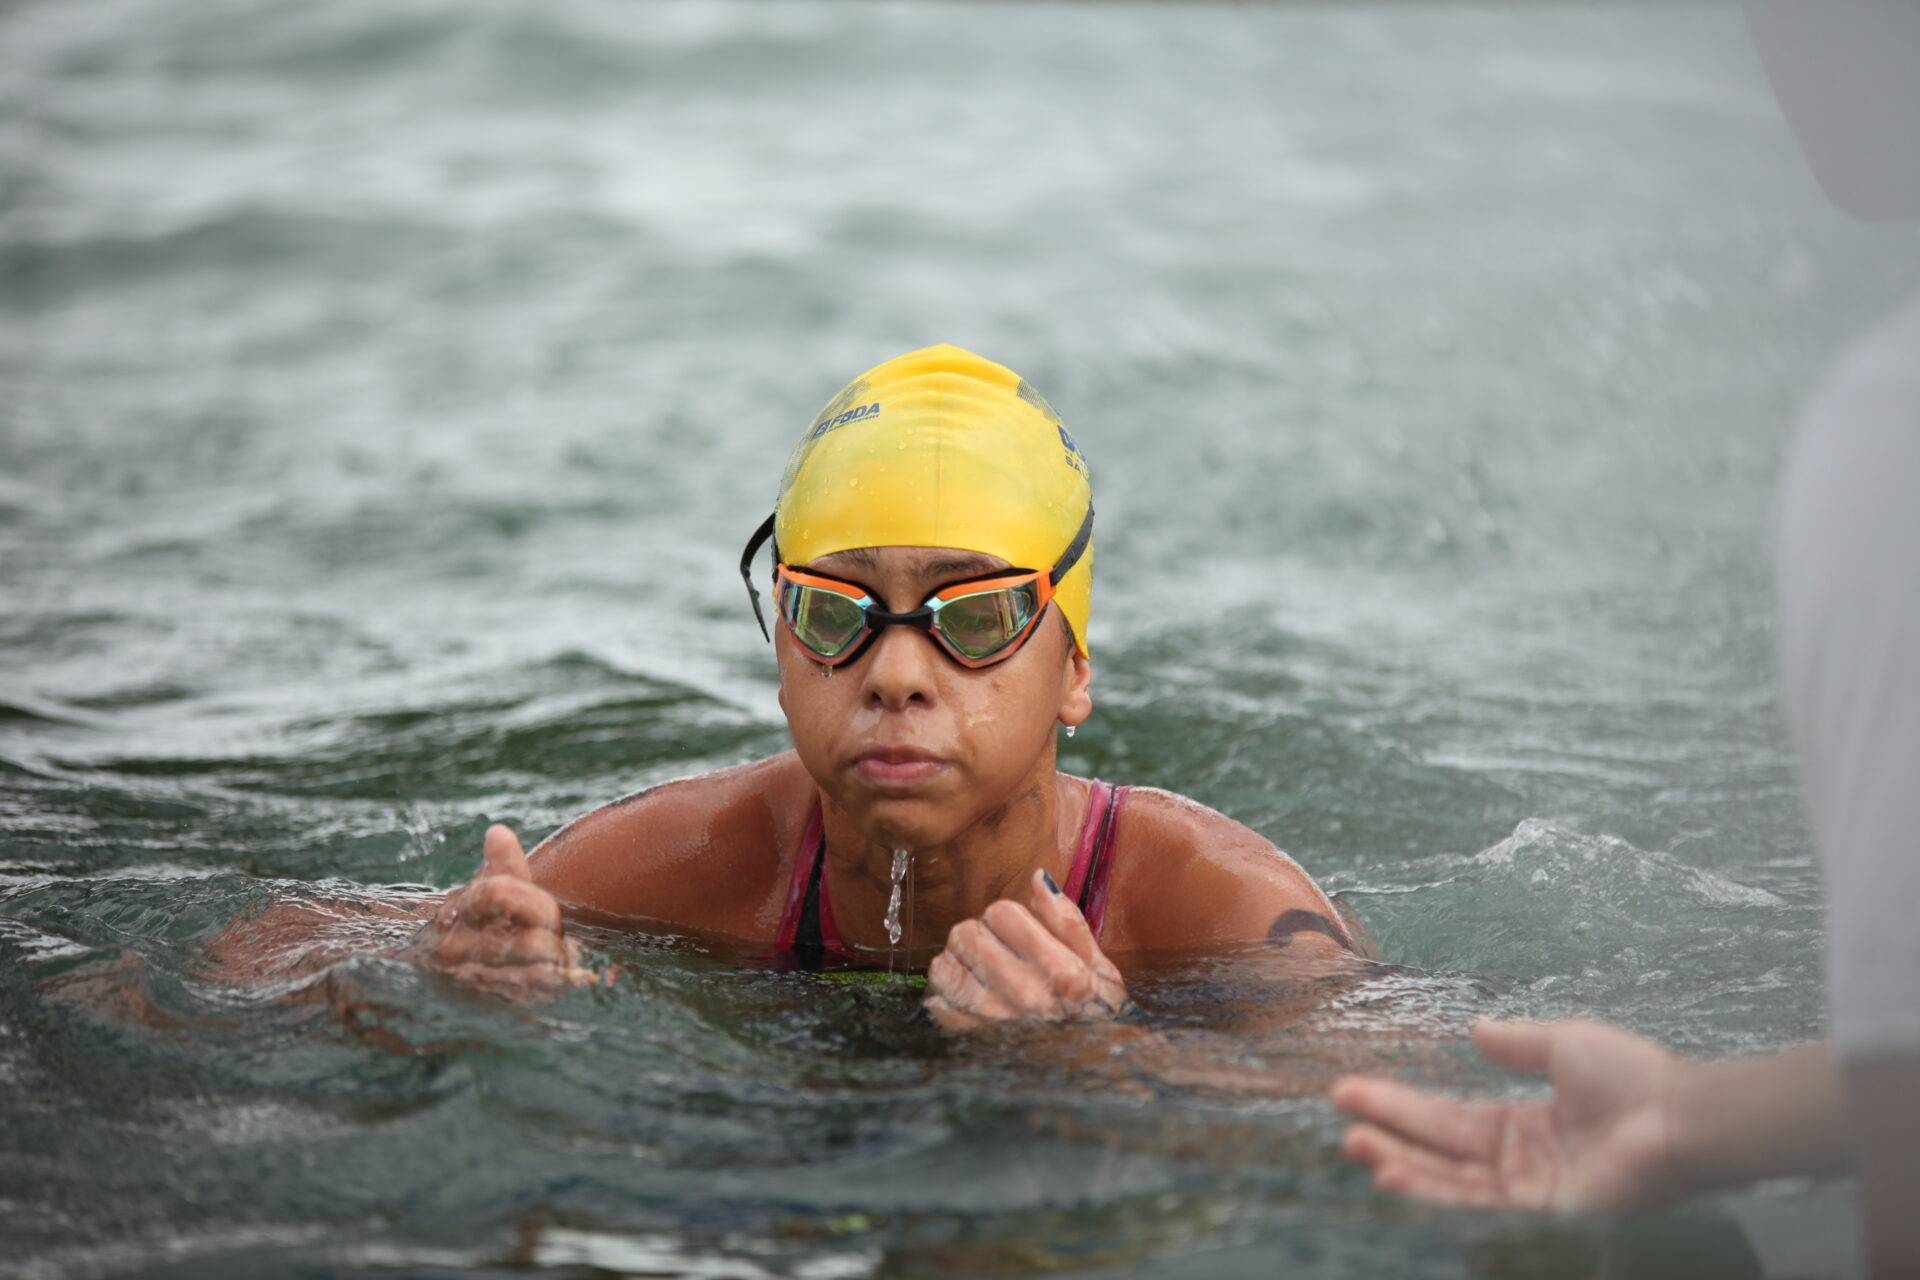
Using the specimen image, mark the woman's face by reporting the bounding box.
[776,545,1092,851]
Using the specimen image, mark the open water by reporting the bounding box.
[4,2,1919,1277]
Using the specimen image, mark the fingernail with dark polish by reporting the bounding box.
[1042,870,1061,895]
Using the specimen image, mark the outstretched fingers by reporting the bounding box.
[1472,1020,1556,1075]
[1329,1076,1505,1162]
[1343,1123,1513,1209]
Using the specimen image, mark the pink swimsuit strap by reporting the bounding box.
[772,799,843,956]
[1062,779,1130,938]
[774,780,1131,961]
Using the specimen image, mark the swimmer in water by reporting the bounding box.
[214,345,1365,1026]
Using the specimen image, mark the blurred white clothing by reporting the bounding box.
[1776,290,1920,1058]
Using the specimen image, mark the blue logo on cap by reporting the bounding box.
[808,402,882,441]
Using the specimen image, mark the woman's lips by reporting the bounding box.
[854,748,948,787]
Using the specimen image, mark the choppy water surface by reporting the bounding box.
[4,2,1918,1276]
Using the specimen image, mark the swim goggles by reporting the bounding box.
[738,505,1093,669]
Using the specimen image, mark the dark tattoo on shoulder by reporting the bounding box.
[1266,908,1351,951]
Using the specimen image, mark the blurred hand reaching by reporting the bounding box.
[1331,1019,1684,1213]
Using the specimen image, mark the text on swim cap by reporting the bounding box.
[808,402,882,440]
[1058,424,1089,478]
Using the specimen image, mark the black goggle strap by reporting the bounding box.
[740,512,778,642]
[1049,504,1095,588]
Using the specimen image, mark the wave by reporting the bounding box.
[0,208,454,309]
[0,693,91,728]
[47,651,749,804]
[1345,818,1797,981]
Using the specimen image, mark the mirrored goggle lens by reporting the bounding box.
[781,583,867,657]
[935,583,1040,660]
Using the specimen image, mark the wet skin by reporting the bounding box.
[213,546,1362,1018]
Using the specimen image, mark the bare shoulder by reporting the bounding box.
[1101,786,1352,955]
[531,751,816,941]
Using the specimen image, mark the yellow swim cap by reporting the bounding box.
[748,344,1094,654]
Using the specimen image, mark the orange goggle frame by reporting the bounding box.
[740,505,1093,670]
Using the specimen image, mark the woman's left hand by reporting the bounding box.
[925,868,1128,1029]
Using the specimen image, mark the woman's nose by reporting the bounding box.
[861,624,939,711]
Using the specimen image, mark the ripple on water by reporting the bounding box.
[1338,818,1821,1050]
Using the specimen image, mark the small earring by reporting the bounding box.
[1064,723,1077,738]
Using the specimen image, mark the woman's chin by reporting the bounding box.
[848,796,966,853]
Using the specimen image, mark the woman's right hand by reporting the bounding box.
[406,824,605,994]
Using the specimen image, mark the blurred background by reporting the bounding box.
[4,1,1918,1276]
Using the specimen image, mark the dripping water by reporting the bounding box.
[884,846,908,972]
[904,848,916,977]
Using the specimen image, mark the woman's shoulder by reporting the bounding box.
[1101,784,1346,954]
[530,752,817,936]
[1108,785,1302,866]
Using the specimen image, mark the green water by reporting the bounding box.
[4,2,1918,1276]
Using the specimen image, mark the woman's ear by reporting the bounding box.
[1058,640,1092,731]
